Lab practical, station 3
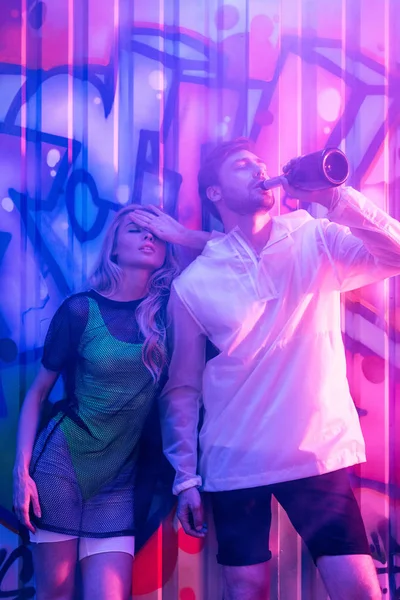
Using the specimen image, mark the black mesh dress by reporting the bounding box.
[29,290,163,538]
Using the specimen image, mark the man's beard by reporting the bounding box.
[255,189,275,211]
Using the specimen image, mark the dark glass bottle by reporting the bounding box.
[262,148,349,191]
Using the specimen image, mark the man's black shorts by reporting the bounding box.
[209,468,371,566]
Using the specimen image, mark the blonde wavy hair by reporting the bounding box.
[89,205,180,382]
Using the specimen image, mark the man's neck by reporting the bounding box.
[223,212,273,255]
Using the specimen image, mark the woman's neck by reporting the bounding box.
[107,268,151,301]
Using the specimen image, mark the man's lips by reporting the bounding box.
[253,179,270,191]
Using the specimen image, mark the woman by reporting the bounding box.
[13,204,208,600]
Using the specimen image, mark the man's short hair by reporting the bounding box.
[198,137,252,219]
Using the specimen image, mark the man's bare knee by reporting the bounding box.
[317,554,381,600]
[222,563,269,600]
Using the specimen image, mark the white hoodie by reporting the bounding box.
[160,187,400,495]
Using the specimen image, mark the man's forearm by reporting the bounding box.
[159,386,202,495]
[179,228,211,250]
[328,186,400,266]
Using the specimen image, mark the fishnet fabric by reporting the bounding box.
[29,291,160,537]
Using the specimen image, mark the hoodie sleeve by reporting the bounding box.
[158,285,206,495]
[316,186,400,292]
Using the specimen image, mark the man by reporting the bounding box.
[159,138,399,599]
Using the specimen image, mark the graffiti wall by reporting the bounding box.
[1,0,400,597]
